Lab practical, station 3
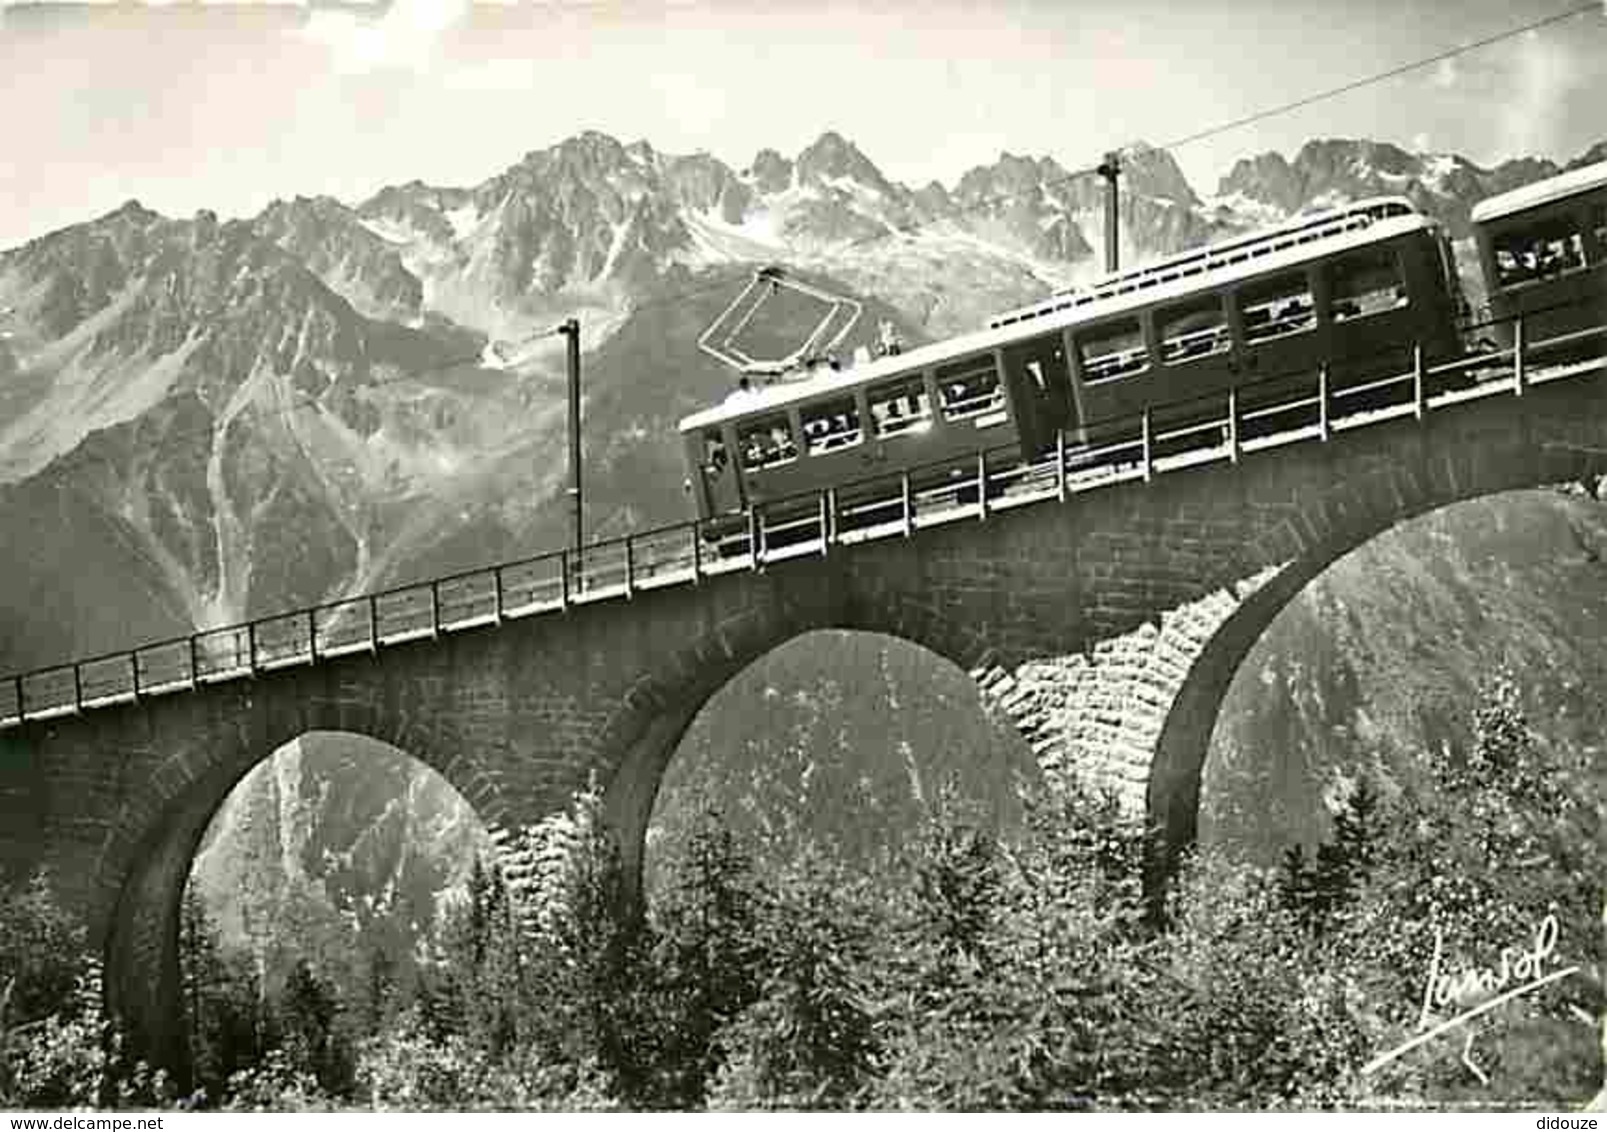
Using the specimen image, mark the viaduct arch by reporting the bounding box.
[0,369,1604,1069]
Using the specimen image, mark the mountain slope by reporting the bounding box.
[2,127,1602,989]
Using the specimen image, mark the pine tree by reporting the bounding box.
[709,848,879,1110]
[649,810,764,1107]
[276,960,350,1098]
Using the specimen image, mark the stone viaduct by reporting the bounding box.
[2,366,1606,1072]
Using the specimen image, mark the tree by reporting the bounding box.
[709,848,881,1110]
[179,887,268,1104]
[0,870,87,1026]
[647,810,764,1107]
[276,960,352,1099]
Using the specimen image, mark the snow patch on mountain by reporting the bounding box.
[357,216,415,246]
[445,204,481,240]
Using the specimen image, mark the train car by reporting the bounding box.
[989,197,1465,431]
[678,316,1059,525]
[1470,159,1607,360]
[678,196,1464,530]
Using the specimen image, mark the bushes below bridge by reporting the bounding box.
[1,672,1600,1110]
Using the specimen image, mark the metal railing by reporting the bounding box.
[2,306,1605,728]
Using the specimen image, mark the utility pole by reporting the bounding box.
[558,318,582,552]
[1097,151,1122,275]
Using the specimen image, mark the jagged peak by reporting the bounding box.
[262,193,351,217]
[797,129,868,165]
[747,147,794,194]
[100,199,161,225]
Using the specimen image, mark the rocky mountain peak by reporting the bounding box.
[1215,136,1566,235]
[794,130,896,197]
[1116,142,1201,208]
[537,129,635,177]
[107,199,160,225]
[1565,141,1606,171]
[748,148,794,194]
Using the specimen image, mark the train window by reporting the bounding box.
[800,396,862,455]
[1078,317,1148,383]
[1593,205,1607,255]
[737,414,798,471]
[867,375,932,438]
[1493,219,1587,288]
[702,430,729,476]
[1238,272,1316,343]
[1329,248,1408,323]
[936,355,1004,420]
[1158,297,1230,364]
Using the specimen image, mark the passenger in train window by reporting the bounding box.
[704,435,728,475]
[1330,249,1409,323]
[1495,226,1586,287]
[1159,299,1229,364]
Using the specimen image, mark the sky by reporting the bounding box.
[0,0,1604,250]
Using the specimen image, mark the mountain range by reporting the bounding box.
[2,127,1603,979]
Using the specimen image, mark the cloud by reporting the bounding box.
[1496,26,1580,158]
[298,0,469,74]
[441,55,539,92]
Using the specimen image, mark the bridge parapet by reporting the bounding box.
[2,313,1606,1075]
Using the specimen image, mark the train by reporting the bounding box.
[678,159,1607,532]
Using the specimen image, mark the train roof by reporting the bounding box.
[678,203,1435,434]
[1471,160,1607,225]
[989,196,1421,329]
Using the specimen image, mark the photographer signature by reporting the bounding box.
[1361,912,1582,1083]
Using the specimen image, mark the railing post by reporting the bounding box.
[1412,343,1426,420]
[561,550,572,611]
[72,663,83,712]
[189,635,200,687]
[130,653,142,699]
[1142,408,1154,483]
[368,595,380,653]
[1227,388,1241,464]
[826,488,839,549]
[976,452,989,520]
[624,536,635,599]
[748,507,762,567]
[1318,364,1331,441]
[691,525,703,584]
[247,623,258,676]
[1513,315,1526,396]
[13,675,23,722]
[493,568,505,625]
[429,581,441,637]
[902,472,914,536]
[307,609,318,664]
[1055,428,1068,502]
[818,493,830,557]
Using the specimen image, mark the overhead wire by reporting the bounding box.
[7,0,1599,469]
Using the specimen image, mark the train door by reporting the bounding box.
[696,424,745,515]
[1000,332,1075,457]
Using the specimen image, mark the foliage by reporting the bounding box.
[644,810,764,1107]
[708,847,882,1110]
[0,871,89,1027]
[1,670,1597,1111]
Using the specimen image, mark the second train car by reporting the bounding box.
[679,194,1466,526]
